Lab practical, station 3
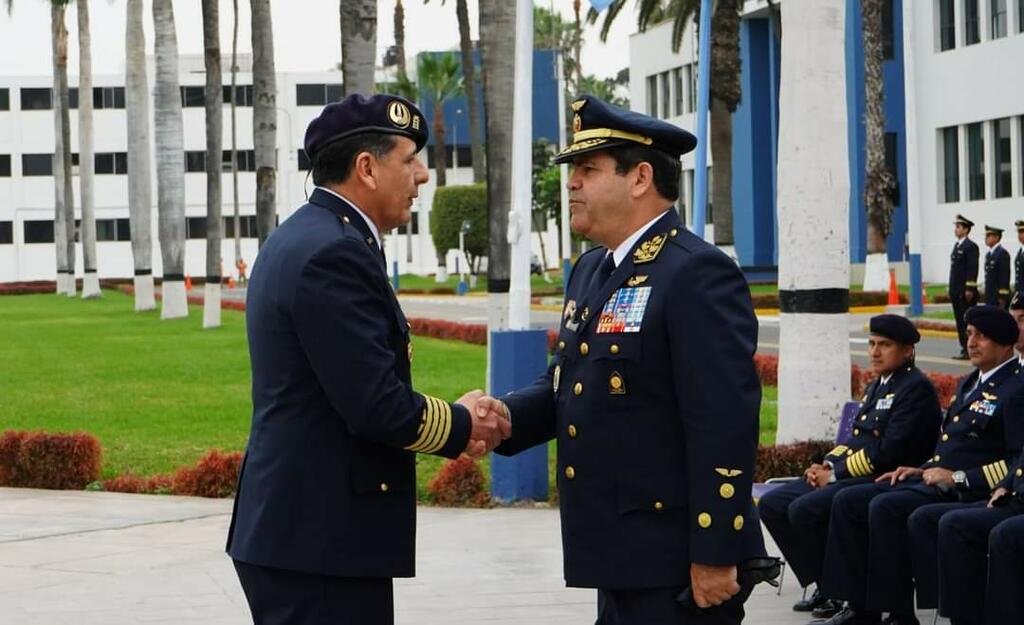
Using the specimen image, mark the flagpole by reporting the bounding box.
[691,0,713,238]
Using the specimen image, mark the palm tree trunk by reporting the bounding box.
[708,0,741,254]
[340,0,377,96]
[153,0,188,319]
[251,0,277,247]
[776,0,851,443]
[230,0,241,269]
[202,0,223,329]
[125,0,155,311]
[394,0,406,75]
[862,0,895,291]
[709,97,734,250]
[456,0,485,183]
[51,4,75,297]
[432,103,448,187]
[78,0,101,299]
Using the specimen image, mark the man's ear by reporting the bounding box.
[631,161,655,199]
[354,151,378,191]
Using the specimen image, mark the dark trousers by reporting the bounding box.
[758,477,872,588]
[951,293,976,352]
[233,559,394,625]
[935,501,1024,625]
[906,502,969,609]
[596,584,751,625]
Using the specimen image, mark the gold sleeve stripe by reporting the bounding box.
[848,449,874,477]
[405,395,454,454]
[983,464,997,489]
[997,460,1009,481]
[966,281,977,286]
[828,445,849,458]
[984,460,1009,487]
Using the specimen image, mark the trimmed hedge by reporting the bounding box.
[755,440,835,482]
[102,450,242,498]
[0,431,102,490]
[426,455,489,507]
[430,184,488,272]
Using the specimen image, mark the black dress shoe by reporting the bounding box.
[811,599,845,619]
[881,614,919,625]
[794,588,828,612]
[811,607,882,625]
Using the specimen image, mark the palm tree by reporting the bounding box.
[862,0,897,291]
[49,1,75,296]
[589,0,742,253]
[340,0,376,96]
[78,0,100,299]
[202,0,223,329]
[125,0,155,311]
[775,0,851,443]
[153,0,187,319]
[393,0,407,76]
[229,0,241,272]
[251,0,277,246]
[417,52,463,188]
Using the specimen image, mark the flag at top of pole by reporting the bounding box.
[589,0,615,12]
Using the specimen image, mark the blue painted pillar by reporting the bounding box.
[909,253,923,316]
[489,329,549,502]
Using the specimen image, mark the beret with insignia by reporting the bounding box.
[966,305,1019,346]
[304,93,428,160]
[869,314,920,345]
[954,214,974,228]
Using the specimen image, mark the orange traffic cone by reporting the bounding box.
[185,274,193,291]
[227,277,235,289]
[887,269,899,305]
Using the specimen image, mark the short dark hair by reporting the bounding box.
[606,145,682,201]
[311,132,398,186]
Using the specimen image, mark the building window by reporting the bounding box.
[223,84,253,106]
[223,215,258,238]
[180,86,205,107]
[994,118,1012,198]
[93,86,126,109]
[20,87,52,110]
[1019,0,1024,33]
[23,220,54,243]
[94,152,128,175]
[672,68,683,117]
[185,151,206,173]
[0,88,8,111]
[991,0,1008,37]
[940,126,960,203]
[882,0,895,59]
[659,71,670,119]
[686,65,696,113]
[296,83,343,106]
[967,122,985,200]
[0,154,10,177]
[397,211,419,235]
[22,153,53,176]
[645,76,657,117]
[95,218,131,241]
[186,217,207,239]
[884,132,901,204]
[226,150,256,172]
[939,0,957,50]
[297,149,311,171]
[965,0,981,44]
[0,221,12,244]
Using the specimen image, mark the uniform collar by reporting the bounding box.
[314,186,381,250]
[608,210,670,268]
[978,355,1018,386]
[988,242,1002,253]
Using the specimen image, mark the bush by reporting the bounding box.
[427,455,489,507]
[753,353,779,386]
[102,473,173,495]
[0,430,102,490]
[755,440,835,482]
[430,184,489,273]
[170,450,242,498]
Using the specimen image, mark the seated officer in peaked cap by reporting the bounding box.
[759,315,940,620]
[226,93,510,625]
[819,306,1024,625]
[983,225,1011,310]
[474,94,768,625]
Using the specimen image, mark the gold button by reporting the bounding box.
[933,455,941,462]
[734,515,744,531]
[860,415,867,421]
[854,428,860,436]
[954,416,960,423]
[1017,468,1023,477]
[698,513,712,528]
[558,340,566,350]
[654,501,664,511]
[564,466,576,480]
[567,424,577,438]
[380,482,389,492]
[579,342,589,356]
[943,433,949,441]
[610,344,620,354]
[670,228,678,236]
[343,216,351,223]
[847,449,854,456]
[720,483,735,499]
[573,382,583,396]
[873,430,880,437]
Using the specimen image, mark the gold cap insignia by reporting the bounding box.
[633,234,667,264]
[411,115,421,130]
[572,114,582,133]
[571,99,586,112]
[388,101,412,129]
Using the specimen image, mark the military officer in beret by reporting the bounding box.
[758,315,940,620]
[817,306,1024,625]
[226,93,509,625]
[983,225,1011,309]
[950,215,980,359]
[475,95,766,624]
[1014,220,1024,303]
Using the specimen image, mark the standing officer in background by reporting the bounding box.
[226,94,509,625]
[1014,220,1024,301]
[950,215,979,359]
[759,315,940,620]
[475,95,767,625]
[983,224,1010,309]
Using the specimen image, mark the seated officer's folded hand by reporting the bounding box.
[457,391,511,459]
[690,563,740,608]
[877,465,923,485]
[988,486,1010,508]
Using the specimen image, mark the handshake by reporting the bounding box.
[455,390,512,459]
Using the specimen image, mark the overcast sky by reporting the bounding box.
[0,0,637,79]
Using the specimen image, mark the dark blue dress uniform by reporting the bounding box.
[820,352,1024,618]
[950,215,980,353]
[984,228,1010,309]
[758,354,940,590]
[227,95,473,625]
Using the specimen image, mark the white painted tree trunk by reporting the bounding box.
[776,0,852,444]
[202,0,223,329]
[153,0,188,320]
[435,265,448,283]
[203,282,222,329]
[126,0,156,312]
[78,0,101,299]
[863,251,890,291]
[51,5,75,297]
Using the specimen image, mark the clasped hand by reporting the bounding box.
[455,391,512,458]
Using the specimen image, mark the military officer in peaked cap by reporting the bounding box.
[226,94,509,625]
[949,215,979,359]
[475,95,767,624]
[758,315,940,620]
[1013,220,1024,304]
[818,306,1024,625]
[983,225,1011,310]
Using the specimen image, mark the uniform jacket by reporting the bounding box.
[949,238,979,297]
[984,245,1011,306]
[495,210,765,589]
[923,360,1024,501]
[1015,248,1024,294]
[226,188,472,578]
[825,364,941,480]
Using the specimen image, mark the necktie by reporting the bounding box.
[586,253,616,301]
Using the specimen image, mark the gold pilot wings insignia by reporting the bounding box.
[633,234,667,264]
[715,468,743,478]
[982,392,998,401]
[626,275,649,287]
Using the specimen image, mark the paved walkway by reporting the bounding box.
[0,488,943,624]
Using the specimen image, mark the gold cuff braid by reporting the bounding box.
[404,395,453,454]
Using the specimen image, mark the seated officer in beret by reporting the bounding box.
[983,225,1011,310]
[758,315,940,620]
[226,94,509,625]
[475,95,766,625]
[818,306,1024,625]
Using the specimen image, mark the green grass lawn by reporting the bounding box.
[748,283,948,299]
[1,292,779,499]
[397,272,564,294]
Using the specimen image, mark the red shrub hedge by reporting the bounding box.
[755,440,835,482]
[101,473,173,495]
[427,455,489,507]
[170,450,242,498]
[0,431,102,490]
